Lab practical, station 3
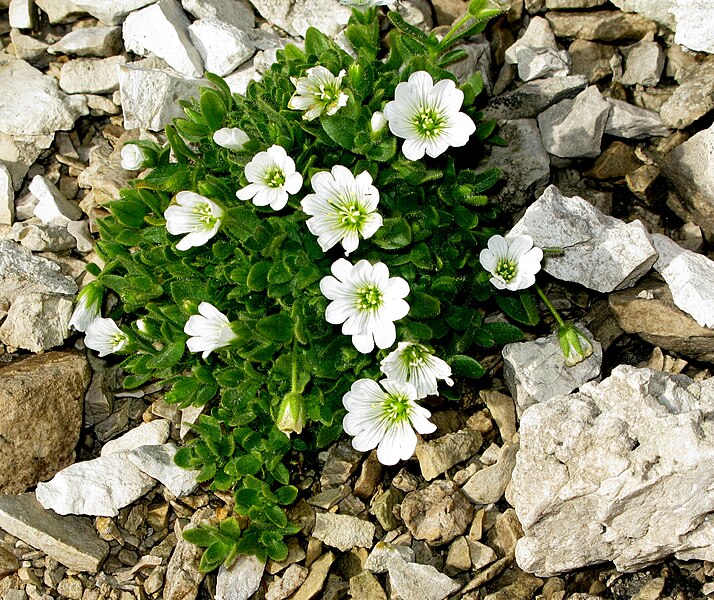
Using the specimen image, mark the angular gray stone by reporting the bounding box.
[181,0,255,30]
[9,29,49,65]
[568,39,614,83]
[0,493,109,572]
[510,185,658,293]
[609,0,677,30]
[101,419,171,455]
[604,99,669,139]
[118,64,205,131]
[215,555,264,600]
[126,443,199,497]
[0,131,55,190]
[9,0,36,28]
[537,85,611,158]
[621,39,665,87]
[446,36,492,94]
[661,122,714,237]
[461,442,519,505]
[312,512,375,552]
[35,0,84,23]
[416,429,483,481]
[35,453,156,517]
[545,10,657,42]
[545,0,607,6]
[164,508,214,600]
[652,234,714,329]
[10,221,77,252]
[70,0,157,25]
[513,366,714,576]
[365,542,415,574]
[188,18,255,77]
[0,293,72,352]
[387,557,461,600]
[0,163,14,225]
[266,563,308,600]
[673,0,714,54]
[505,16,557,64]
[517,47,571,82]
[48,26,122,57]
[59,55,126,94]
[29,175,82,224]
[484,75,587,120]
[123,0,204,78]
[249,0,351,38]
[659,62,714,129]
[502,325,602,416]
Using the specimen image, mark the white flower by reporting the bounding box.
[479,234,543,291]
[370,111,388,133]
[342,379,436,465]
[236,145,303,211]
[301,165,383,255]
[120,144,147,170]
[288,66,349,121]
[164,191,224,251]
[213,127,250,151]
[383,71,476,161]
[85,318,129,357]
[339,0,390,7]
[320,258,410,353]
[184,302,238,359]
[69,282,103,332]
[380,342,454,399]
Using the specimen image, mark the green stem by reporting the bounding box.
[291,338,299,393]
[535,285,565,327]
[439,12,474,48]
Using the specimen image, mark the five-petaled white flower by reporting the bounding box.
[85,318,129,357]
[288,66,349,121]
[120,144,147,170]
[213,127,250,151]
[236,145,303,211]
[479,234,543,291]
[383,71,476,161]
[164,192,224,251]
[184,302,238,359]
[320,258,410,353]
[301,165,383,255]
[339,0,390,8]
[69,281,103,332]
[380,342,454,399]
[342,379,436,465]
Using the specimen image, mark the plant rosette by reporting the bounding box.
[72,0,566,571]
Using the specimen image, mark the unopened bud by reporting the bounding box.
[276,392,306,437]
[371,111,388,133]
[558,324,594,367]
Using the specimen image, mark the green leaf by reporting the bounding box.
[495,291,541,326]
[449,354,485,379]
[110,199,148,229]
[174,446,194,469]
[256,314,294,343]
[474,322,524,346]
[264,505,288,528]
[409,292,441,319]
[226,454,262,476]
[182,526,216,547]
[201,89,227,132]
[199,540,231,573]
[275,485,298,505]
[304,27,331,56]
[266,539,289,562]
[270,463,290,486]
[247,262,271,291]
[320,114,357,151]
[218,517,242,538]
[146,340,185,370]
[235,488,261,510]
[372,218,412,249]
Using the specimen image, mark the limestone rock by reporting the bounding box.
[505,16,557,64]
[461,442,519,505]
[621,39,665,87]
[659,62,714,129]
[609,0,677,30]
[11,221,77,252]
[661,122,714,237]
[510,185,658,293]
[512,366,714,575]
[70,0,157,25]
[538,86,611,158]
[502,325,602,416]
[291,551,335,600]
[364,542,415,574]
[215,555,264,600]
[101,419,171,455]
[0,352,89,494]
[416,429,483,481]
[0,493,108,572]
[312,512,375,552]
[118,64,205,131]
[348,570,386,600]
[446,37,492,94]
[249,0,351,38]
[568,40,614,83]
[164,508,214,600]
[483,75,587,120]
[401,480,473,546]
[673,0,714,54]
[188,18,255,77]
[545,0,607,6]
[9,0,36,28]
[604,99,669,139]
[59,55,126,94]
[0,163,14,225]
[545,11,657,42]
[29,175,82,224]
[267,563,309,600]
[0,293,73,352]
[481,390,517,443]
[126,443,199,497]
[35,0,84,23]
[517,47,571,82]
[387,557,461,600]
[9,29,50,65]
[123,0,204,78]
[48,26,122,57]
[35,453,156,517]
[181,0,255,30]
[0,131,55,190]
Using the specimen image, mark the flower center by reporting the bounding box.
[401,344,428,369]
[193,202,217,226]
[316,82,340,105]
[382,392,412,424]
[495,259,517,283]
[356,285,383,311]
[265,168,286,188]
[413,106,444,138]
[334,197,367,230]
[112,333,126,350]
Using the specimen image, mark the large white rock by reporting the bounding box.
[68,0,156,25]
[126,443,199,497]
[505,16,557,64]
[510,185,658,293]
[181,0,255,30]
[249,0,351,38]
[604,98,669,139]
[48,26,122,57]
[35,453,156,517]
[188,18,255,77]
[0,163,14,225]
[609,0,676,30]
[0,60,88,136]
[312,512,376,552]
[100,419,171,456]
[9,0,36,29]
[0,293,73,352]
[513,366,714,576]
[123,0,204,77]
[59,55,126,94]
[620,39,665,87]
[117,63,205,131]
[673,0,714,54]
[387,556,461,600]
[517,47,571,82]
[652,234,714,329]
[215,555,265,600]
[0,132,54,191]
[502,325,602,417]
[29,175,82,225]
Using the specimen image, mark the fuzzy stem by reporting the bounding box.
[535,285,565,327]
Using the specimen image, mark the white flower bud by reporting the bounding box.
[370,111,388,133]
[120,144,147,171]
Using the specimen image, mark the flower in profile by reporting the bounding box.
[558,323,594,367]
[479,234,543,291]
[320,258,410,353]
[236,145,303,211]
[301,165,383,255]
[184,302,238,359]
[288,66,349,121]
[276,392,306,437]
[370,111,388,133]
[164,192,224,251]
[85,318,129,357]
[69,281,103,332]
[213,127,250,151]
[383,71,476,161]
[342,379,436,465]
[120,144,147,170]
[380,342,454,399]
[339,0,390,7]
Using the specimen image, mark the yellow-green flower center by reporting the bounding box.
[382,392,411,424]
[192,202,217,226]
[401,344,429,369]
[334,195,368,231]
[413,106,444,138]
[495,258,517,283]
[356,285,383,311]
[265,168,286,188]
